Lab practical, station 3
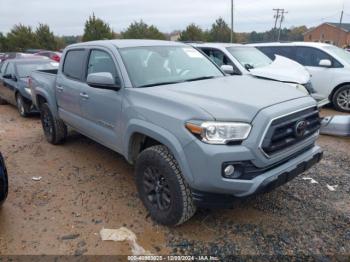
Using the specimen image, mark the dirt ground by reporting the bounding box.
[0,105,349,258]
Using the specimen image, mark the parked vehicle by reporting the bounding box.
[34,51,62,62]
[0,58,59,116]
[192,43,328,107]
[0,152,8,206]
[30,40,323,225]
[251,42,350,112]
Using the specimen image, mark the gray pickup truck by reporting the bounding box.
[30,40,323,225]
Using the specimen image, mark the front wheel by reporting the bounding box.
[0,154,8,206]
[16,94,31,117]
[135,145,196,226]
[333,85,350,112]
[40,103,67,145]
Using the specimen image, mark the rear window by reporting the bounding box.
[63,49,86,80]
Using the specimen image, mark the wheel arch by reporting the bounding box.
[124,120,194,183]
[329,82,350,101]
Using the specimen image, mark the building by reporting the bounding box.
[304,22,350,47]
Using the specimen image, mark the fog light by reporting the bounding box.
[224,165,235,177]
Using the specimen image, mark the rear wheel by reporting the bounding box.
[0,154,8,206]
[40,103,67,145]
[332,85,350,112]
[135,145,196,226]
[0,96,7,105]
[16,94,31,117]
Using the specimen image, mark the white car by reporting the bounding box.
[191,43,328,107]
[251,42,350,112]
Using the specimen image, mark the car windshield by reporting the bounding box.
[226,46,272,69]
[119,46,224,88]
[324,46,350,64]
[16,61,59,78]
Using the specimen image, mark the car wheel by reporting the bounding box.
[0,154,8,205]
[40,103,67,145]
[16,94,31,117]
[135,145,196,226]
[0,96,7,105]
[333,85,350,112]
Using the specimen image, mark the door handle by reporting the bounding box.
[56,86,64,92]
[80,93,89,99]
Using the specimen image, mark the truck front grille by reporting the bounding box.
[261,107,321,156]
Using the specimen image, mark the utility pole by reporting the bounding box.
[273,9,281,41]
[277,9,287,41]
[337,8,344,46]
[230,0,235,43]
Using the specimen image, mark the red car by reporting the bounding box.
[34,51,62,62]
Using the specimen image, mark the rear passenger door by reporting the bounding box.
[56,49,88,127]
[79,48,123,150]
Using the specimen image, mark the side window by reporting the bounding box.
[5,62,15,76]
[63,49,86,80]
[257,47,276,60]
[295,47,333,67]
[87,50,120,85]
[275,47,295,60]
[0,62,7,74]
[201,48,233,67]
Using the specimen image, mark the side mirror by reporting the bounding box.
[220,65,235,75]
[319,59,332,67]
[87,72,120,91]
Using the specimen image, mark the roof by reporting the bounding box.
[248,42,333,48]
[70,39,187,49]
[191,42,244,48]
[326,22,350,32]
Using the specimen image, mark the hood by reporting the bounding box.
[249,55,310,84]
[141,76,309,122]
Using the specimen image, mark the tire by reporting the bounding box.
[40,103,67,145]
[135,145,196,226]
[16,93,31,117]
[332,85,350,112]
[0,154,8,206]
[0,96,7,105]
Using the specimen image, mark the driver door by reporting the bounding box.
[79,49,123,151]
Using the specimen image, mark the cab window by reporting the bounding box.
[63,49,86,80]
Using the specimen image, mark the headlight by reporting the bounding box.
[295,84,309,95]
[185,121,252,144]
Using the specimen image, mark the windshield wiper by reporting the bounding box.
[138,81,183,88]
[184,76,217,82]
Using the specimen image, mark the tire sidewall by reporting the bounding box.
[0,155,8,205]
[40,104,55,143]
[135,148,187,225]
[333,85,350,112]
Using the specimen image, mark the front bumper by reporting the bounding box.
[192,148,323,208]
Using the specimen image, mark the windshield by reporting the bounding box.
[226,46,272,69]
[119,46,224,88]
[17,61,59,78]
[324,46,350,64]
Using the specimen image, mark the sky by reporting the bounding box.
[0,0,349,35]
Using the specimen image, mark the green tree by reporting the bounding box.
[6,24,38,51]
[208,18,232,42]
[36,23,57,50]
[82,14,114,42]
[0,32,8,51]
[179,24,206,42]
[121,20,165,40]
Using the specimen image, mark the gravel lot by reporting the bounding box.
[0,105,349,258]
